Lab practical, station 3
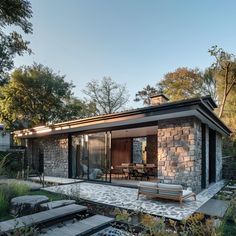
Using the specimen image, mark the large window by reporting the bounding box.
[71,132,111,182]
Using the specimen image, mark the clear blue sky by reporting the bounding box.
[14,0,236,108]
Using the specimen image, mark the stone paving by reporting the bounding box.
[43,180,226,220]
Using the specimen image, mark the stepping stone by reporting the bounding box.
[196,199,230,218]
[11,195,49,216]
[40,200,76,210]
[226,185,236,190]
[221,190,234,195]
[0,204,87,235]
[40,215,114,236]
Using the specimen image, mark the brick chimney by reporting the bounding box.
[150,94,169,106]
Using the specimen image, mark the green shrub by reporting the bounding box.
[225,193,236,223]
[0,189,9,217]
[179,213,222,236]
[0,152,22,178]
[0,182,30,219]
[8,182,29,197]
[0,154,10,175]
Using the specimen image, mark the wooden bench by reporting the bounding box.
[137,182,196,206]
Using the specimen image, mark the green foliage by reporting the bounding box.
[0,182,29,218]
[209,45,236,119]
[225,192,236,223]
[114,208,130,223]
[0,189,9,217]
[141,215,175,236]
[8,223,38,236]
[180,213,221,236]
[134,85,161,105]
[8,182,29,197]
[0,152,22,177]
[0,0,33,84]
[0,0,33,33]
[158,67,210,101]
[114,209,221,236]
[222,137,236,157]
[220,220,236,236]
[83,77,129,114]
[0,63,84,129]
[28,190,64,202]
[0,153,8,175]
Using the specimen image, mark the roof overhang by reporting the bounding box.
[13,96,231,138]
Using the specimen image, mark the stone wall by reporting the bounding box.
[157,117,202,193]
[132,138,143,163]
[27,135,69,177]
[216,132,222,181]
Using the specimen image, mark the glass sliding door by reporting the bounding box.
[71,132,111,182]
[71,135,88,179]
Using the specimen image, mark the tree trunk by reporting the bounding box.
[219,93,227,118]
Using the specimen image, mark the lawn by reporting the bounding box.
[0,183,64,222]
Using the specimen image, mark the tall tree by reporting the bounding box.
[0,63,82,129]
[209,45,236,118]
[0,0,33,84]
[83,77,129,114]
[202,68,217,101]
[158,67,209,101]
[134,85,160,105]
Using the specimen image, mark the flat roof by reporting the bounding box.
[13,96,231,138]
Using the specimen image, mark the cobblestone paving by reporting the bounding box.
[43,180,226,220]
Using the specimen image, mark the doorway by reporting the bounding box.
[209,128,216,184]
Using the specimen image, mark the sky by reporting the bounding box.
[13,0,236,108]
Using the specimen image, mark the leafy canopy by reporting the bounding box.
[0,0,33,84]
[0,63,81,129]
[134,85,161,105]
[158,67,205,101]
[83,77,129,114]
[209,45,236,118]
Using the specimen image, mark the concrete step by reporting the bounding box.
[196,199,230,218]
[0,204,87,235]
[40,215,114,236]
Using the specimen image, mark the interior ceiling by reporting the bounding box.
[111,125,158,139]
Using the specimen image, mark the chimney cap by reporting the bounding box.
[150,93,169,101]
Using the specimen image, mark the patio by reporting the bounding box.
[43,180,226,221]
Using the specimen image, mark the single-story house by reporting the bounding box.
[14,94,231,193]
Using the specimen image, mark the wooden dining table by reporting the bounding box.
[114,164,156,180]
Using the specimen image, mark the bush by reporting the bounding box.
[0,182,30,218]
[225,193,236,223]
[8,182,29,197]
[0,152,23,177]
[0,189,9,217]
[0,154,9,176]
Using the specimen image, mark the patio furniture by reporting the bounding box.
[110,166,123,179]
[137,182,196,206]
[146,164,157,177]
[134,163,149,180]
[121,163,133,179]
